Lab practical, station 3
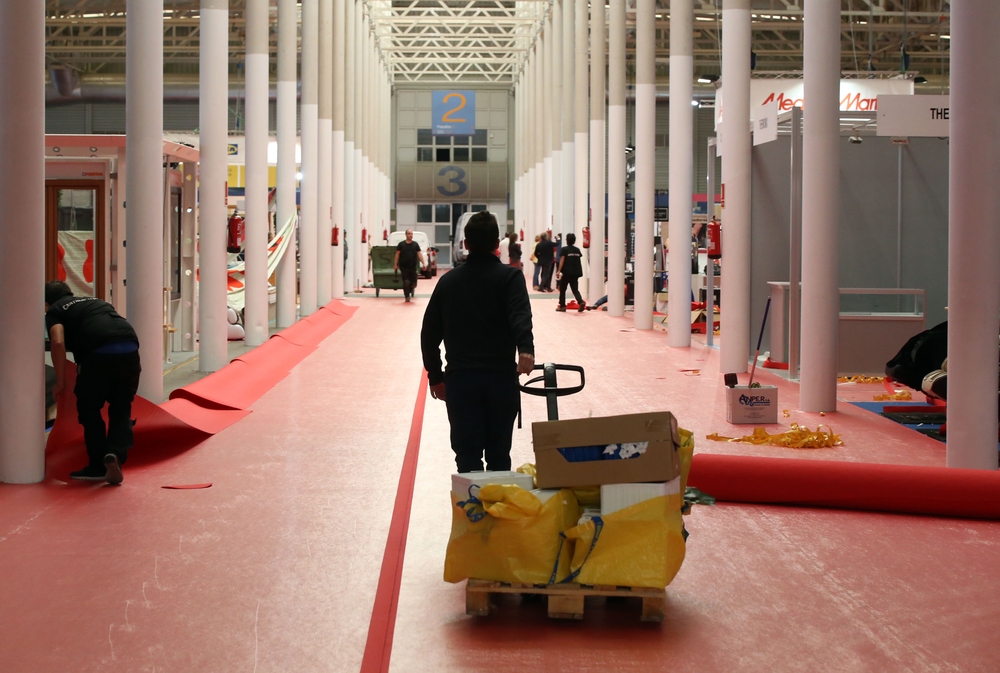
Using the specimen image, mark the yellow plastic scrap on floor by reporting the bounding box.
[444,484,581,585]
[706,424,843,448]
[560,493,686,590]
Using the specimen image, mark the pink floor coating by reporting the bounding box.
[2,272,999,672]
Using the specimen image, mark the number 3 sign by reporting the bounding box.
[432,90,476,135]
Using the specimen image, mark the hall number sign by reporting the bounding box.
[432,90,476,136]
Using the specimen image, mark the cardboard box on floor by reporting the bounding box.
[726,385,779,424]
[532,412,682,489]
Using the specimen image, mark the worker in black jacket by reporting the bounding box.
[45,281,141,484]
[421,212,535,472]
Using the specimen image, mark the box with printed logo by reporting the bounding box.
[726,385,779,424]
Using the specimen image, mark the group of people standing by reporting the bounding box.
[529,232,585,312]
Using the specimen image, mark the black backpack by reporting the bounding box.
[885,321,948,390]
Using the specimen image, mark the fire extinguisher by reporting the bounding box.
[582,226,591,249]
[227,211,245,253]
[331,226,340,246]
[519,229,524,241]
[707,217,722,260]
[361,228,368,243]
[382,228,388,242]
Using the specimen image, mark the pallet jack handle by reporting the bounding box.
[518,363,586,426]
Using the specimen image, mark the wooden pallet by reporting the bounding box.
[465,579,666,622]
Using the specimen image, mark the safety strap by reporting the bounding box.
[549,516,604,585]
[456,484,487,522]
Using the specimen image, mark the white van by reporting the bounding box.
[386,230,437,278]
[452,211,499,266]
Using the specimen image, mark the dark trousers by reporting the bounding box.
[444,368,519,473]
[400,266,418,298]
[558,275,584,307]
[540,261,555,290]
[74,351,141,468]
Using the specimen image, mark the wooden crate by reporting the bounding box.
[465,579,665,622]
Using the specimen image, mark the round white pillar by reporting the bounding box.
[668,0,694,347]
[352,3,365,291]
[299,0,319,316]
[317,0,333,306]
[332,0,346,299]
[561,0,575,242]
[126,0,165,399]
[946,0,1000,469]
[244,0,270,346]
[633,0,655,330]
[0,0,45,483]
[581,0,608,302]
[720,0,752,373]
[605,0,624,314]
[344,0,356,292]
[276,0,299,327]
[199,0,230,371]
[799,0,841,411]
[551,0,563,237]
[574,0,589,289]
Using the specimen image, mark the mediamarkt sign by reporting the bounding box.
[715,78,915,129]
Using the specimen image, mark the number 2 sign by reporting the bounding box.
[432,90,476,135]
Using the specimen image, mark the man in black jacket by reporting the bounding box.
[421,212,535,472]
[45,281,141,484]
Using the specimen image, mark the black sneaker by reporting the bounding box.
[555,305,566,312]
[578,301,587,313]
[70,464,106,481]
[104,453,123,485]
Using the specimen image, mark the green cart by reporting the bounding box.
[371,246,403,297]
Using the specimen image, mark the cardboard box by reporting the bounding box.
[600,477,681,516]
[451,470,535,500]
[726,385,779,424]
[532,412,681,489]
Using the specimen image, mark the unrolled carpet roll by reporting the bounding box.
[688,453,1000,520]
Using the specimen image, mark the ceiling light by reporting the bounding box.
[940,34,950,40]
[697,74,718,84]
[691,100,699,106]
[695,16,713,22]
[296,172,303,180]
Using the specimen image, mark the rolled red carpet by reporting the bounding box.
[688,453,1000,520]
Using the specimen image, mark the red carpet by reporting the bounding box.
[46,301,357,480]
[688,453,1000,520]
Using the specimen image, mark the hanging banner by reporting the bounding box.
[876,95,950,137]
[432,90,476,135]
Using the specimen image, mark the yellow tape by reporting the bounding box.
[837,375,886,384]
[706,424,843,449]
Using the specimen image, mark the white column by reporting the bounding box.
[574,0,589,289]
[126,0,164,399]
[244,0,269,346]
[606,0,624,314]
[720,0,751,373]
[534,47,545,243]
[633,0,655,330]
[0,0,45,483]
[799,0,840,411]
[352,3,364,290]
[543,14,553,236]
[343,0,356,291]
[577,0,607,304]
[667,0,693,346]
[561,0,575,242]
[332,0,345,298]
[198,0,229,371]
[276,0,298,327]
[357,20,370,287]
[317,0,333,306]
[299,0,318,316]
[947,0,1000,469]
[551,0,563,237]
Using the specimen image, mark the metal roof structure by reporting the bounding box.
[44,0,951,87]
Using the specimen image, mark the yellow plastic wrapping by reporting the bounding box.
[677,427,694,493]
[444,485,581,585]
[560,494,686,589]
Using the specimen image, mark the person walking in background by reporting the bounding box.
[498,231,511,265]
[555,233,586,312]
[530,233,542,290]
[508,233,522,269]
[45,281,141,485]
[421,212,535,472]
[534,232,557,292]
[393,228,425,303]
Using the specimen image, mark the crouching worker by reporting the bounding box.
[45,281,141,485]
[420,211,536,472]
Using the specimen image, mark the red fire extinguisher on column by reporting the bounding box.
[361,228,368,243]
[707,217,722,260]
[227,211,245,253]
[331,225,340,246]
[582,226,591,249]
[519,229,524,241]
[382,228,388,242]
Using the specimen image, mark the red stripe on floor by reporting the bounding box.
[360,371,429,673]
